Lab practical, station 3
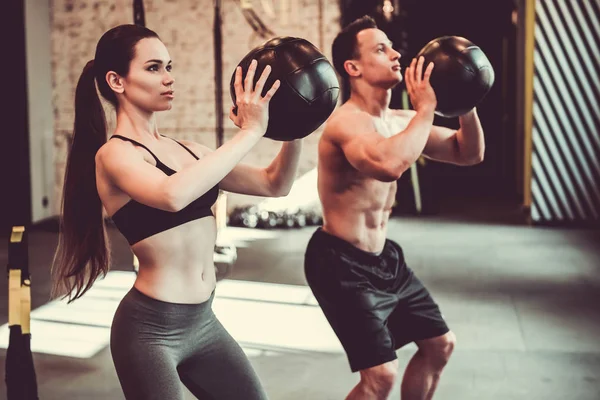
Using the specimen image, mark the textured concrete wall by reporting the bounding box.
[51,0,341,213]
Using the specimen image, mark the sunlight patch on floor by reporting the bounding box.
[0,271,342,359]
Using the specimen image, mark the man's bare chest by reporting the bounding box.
[372,112,411,138]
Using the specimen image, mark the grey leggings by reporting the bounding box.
[110,287,268,400]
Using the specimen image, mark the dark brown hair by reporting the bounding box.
[52,24,159,302]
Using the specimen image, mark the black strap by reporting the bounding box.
[164,136,200,160]
[110,135,162,165]
[133,0,146,27]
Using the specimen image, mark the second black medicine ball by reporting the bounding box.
[416,36,495,118]
[230,37,340,141]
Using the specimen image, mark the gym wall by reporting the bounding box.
[27,0,55,224]
[1,0,55,232]
[529,0,600,224]
[50,0,341,215]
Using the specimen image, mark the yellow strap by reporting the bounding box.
[215,192,228,232]
[133,254,139,273]
[410,164,422,214]
[21,280,32,334]
[10,225,25,243]
[402,88,423,214]
[8,269,22,326]
[523,0,535,208]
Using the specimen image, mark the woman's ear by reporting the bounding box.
[106,71,124,94]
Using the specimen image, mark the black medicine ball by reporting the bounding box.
[230,37,340,141]
[416,36,495,118]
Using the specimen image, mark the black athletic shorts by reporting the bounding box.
[304,228,450,372]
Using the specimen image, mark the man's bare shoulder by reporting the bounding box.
[324,104,374,143]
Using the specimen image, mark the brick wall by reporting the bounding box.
[51,0,341,214]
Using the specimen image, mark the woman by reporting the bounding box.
[51,24,301,399]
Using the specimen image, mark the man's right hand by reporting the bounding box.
[405,56,437,113]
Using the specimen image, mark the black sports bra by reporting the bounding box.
[109,135,219,245]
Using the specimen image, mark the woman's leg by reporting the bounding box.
[110,289,186,400]
[178,317,268,400]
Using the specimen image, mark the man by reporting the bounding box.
[304,16,485,400]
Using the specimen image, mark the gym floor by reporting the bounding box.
[1,200,599,400]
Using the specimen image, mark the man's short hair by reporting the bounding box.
[331,16,379,81]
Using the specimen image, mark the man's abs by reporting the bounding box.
[319,178,397,253]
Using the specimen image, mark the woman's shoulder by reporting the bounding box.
[96,135,137,166]
[172,137,214,156]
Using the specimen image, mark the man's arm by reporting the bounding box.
[422,108,485,166]
[330,106,435,182]
[331,57,438,182]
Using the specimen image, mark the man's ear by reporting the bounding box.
[344,60,361,78]
[106,71,124,94]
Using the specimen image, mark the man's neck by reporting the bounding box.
[349,81,392,119]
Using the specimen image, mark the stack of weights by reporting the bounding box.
[228,206,323,229]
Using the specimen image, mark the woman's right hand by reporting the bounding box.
[229,59,281,135]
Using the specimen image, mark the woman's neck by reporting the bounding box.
[115,104,160,140]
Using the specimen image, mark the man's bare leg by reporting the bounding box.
[347,360,399,400]
[401,331,456,400]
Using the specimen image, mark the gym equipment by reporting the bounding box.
[416,36,494,118]
[230,37,340,140]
